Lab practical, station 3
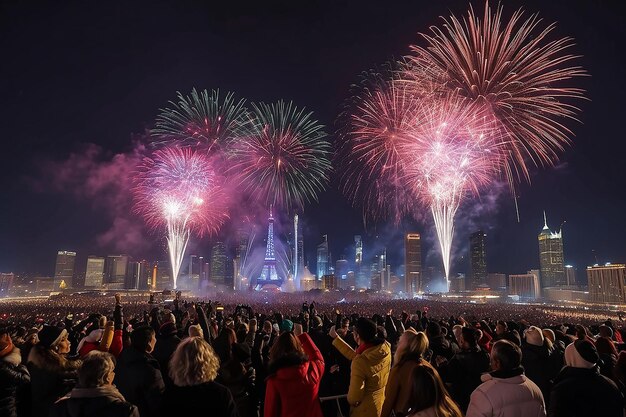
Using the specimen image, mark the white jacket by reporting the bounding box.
[466,372,546,417]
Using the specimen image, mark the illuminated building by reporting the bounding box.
[294,214,304,290]
[317,235,329,280]
[210,242,227,285]
[84,256,105,289]
[104,255,129,289]
[54,250,76,290]
[322,274,338,290]
[404,233,422,295]
[565,265,577,286]
[538,212,565,287]
[587,263,626,304]
[469,231,488,290]
[189,255,203,290]
[127,260,149,290]
[256,207,283,290]
[155,260,171,290]
[335,258,349,280]
[486,273,507,291]
[509,272,541,300]
[0,273,14,297]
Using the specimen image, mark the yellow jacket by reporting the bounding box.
[333,337,391,417]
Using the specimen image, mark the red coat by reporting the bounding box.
[264,333,325,417]
[78,330,124,357]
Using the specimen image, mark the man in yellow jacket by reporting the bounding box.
[330,318,391,417]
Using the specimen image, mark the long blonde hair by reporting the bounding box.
[394,330,429,367]
[407,365,462,417]
[169,337,220,386]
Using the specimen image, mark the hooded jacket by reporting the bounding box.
[466,368,546,417]
[0,347,30,417]
[264,333,324,417]
[332,336,392,417]
[50,386,139,417]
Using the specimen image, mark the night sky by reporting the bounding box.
[1,0,625,279]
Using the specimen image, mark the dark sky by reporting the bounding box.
[1,0,625,279]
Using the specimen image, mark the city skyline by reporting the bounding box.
[1,1,625,280]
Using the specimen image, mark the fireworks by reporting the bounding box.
[338,3,584,286]
[133,147,229,288]
[151,88,249,154]
[408,3,585,184]
[230,100,331,211]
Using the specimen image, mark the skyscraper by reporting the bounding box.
[294,214,305,290]
[587,264,626,304]
[354,235,366,287]
[155,260,171,290]
[565,265,577,286]
[54,250,76,290]
[538,212,565,287]
[469,231,487,290]
[509,273,541,300]
[84,256,105,289]
[405,233,421,295]
[104,255,129,289]
[126,260,149,290]
[335,258,349,280]
[317,235,329,279]
[189,255,203,289]
[210,242,227,285]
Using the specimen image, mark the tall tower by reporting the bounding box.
[54,250,76,290]
[293,214,304,290]
[317,235,329,279]
[210,242,227,285]
[469,231,488,290]
[354,235,364,288]
[538,212,565,287]
[256,206,283,290]
[405,233,421,295]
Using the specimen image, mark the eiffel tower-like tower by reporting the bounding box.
[255,206,284,290]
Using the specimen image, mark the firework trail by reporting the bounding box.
[134,147,229,288]
[230,100,332,211]
[151,88,249,154]
[403,95,502,283]
[408,2,585,187]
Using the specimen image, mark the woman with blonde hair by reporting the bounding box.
[405,365,462,417]
[381,329,431,417]
[163,337,238,417]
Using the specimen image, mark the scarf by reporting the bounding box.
[356,342,375,355]
[489,366,525,379]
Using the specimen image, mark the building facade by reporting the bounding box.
[405,233,422,295]
[509,272,541,300]
[469,231,488,290]
[587,264,626,304]
[84,256,105,289]
[54,250,76,290]
[317,235,329,280]
[538,213,566,287]
[210,242,227,285]
[104,255,129,288]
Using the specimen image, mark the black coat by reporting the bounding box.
[218,361,257,417]
[151,334,180,388]
[0,348,30,417]
[162,381,239,417]
[50,387,139,417]
[548,366,623,417]
[521,342,560,404]
[27,346,80,417]
[115,348,165,417]
[438,346,490,412]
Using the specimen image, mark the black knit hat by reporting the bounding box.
[38,325,67,349]
[574,339,599,365]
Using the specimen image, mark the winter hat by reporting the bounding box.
[542,329,556,343]
[565,339,599,369]
[279,319,294,333]
[272,323,280,333]
[38,326,68,349]
[159,322,177,337]
[188,324,203,338]
[0,329,13,357]
[525,326,544,347]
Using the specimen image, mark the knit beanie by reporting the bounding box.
[188,324,203,338]
[565,339,598,369]
[525,326,545,347]
[280,319,294,333]
[38,326,67,349]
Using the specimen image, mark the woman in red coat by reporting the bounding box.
[264,323,325,417]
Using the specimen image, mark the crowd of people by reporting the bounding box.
[1,292,626,417]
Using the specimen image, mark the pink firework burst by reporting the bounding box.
[133,147,229,287]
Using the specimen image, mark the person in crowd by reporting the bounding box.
[0,327,30,417]
[329,318,391,417]
[214,327,237,364]
[436,327,490,413]
[521,326,559,405]
[595,335,618,379]
[51,351,138,417]
[115,326,164,417]
[549,339,623,417]
[17,328,38,365]
[28,325,80,417]
[151,319,181,388]
[426,322,454,363]
[163,336,238,417]
[493,321,521,346]
[404,364,463,417]
[219,342,257,417]
[381,329,430,417]
[265,323,325,417]
[466,340,546,417]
